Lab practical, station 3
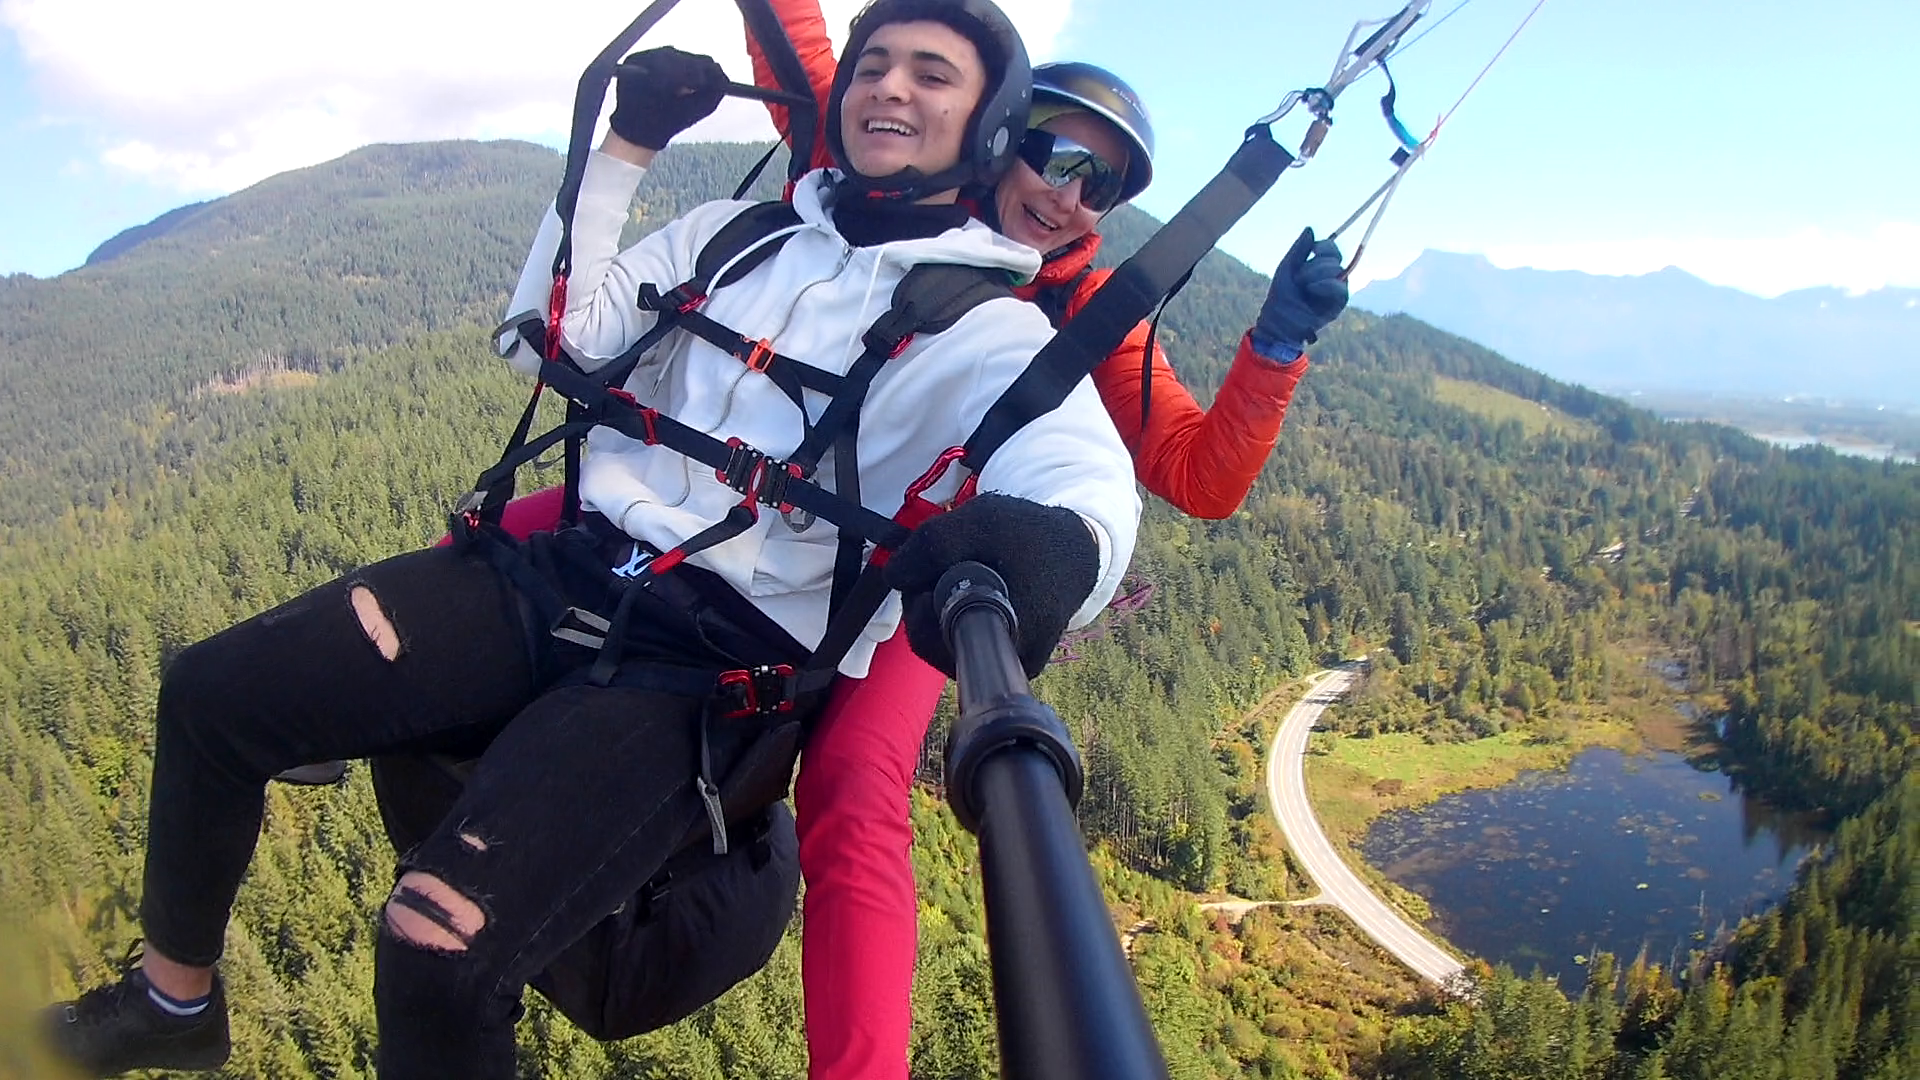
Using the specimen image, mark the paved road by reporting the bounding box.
[1265,666,1466,985]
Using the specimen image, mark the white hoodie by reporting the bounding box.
[501,154,1139,676]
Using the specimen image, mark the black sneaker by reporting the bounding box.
[42,947,230,1077]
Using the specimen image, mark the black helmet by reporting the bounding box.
[827,0,1033,200]
[1032,61,1155,204]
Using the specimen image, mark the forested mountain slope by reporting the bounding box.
[0,140,1911,1079]
[0,140,789,526]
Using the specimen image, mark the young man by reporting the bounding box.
[40,1,1139,1076]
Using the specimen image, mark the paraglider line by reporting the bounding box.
[1385,0,1474,62]
[1333,0,1550,278]
[1432,0,1551,136]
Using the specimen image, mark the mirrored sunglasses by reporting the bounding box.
[1017,130,1127,213]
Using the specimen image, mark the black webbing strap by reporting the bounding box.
[563,398,586,525]
[1138,265,1197,438]
[457,418,595,524]
[550,4,814,281]
[733,140,784,200]
[487,188,791,521]
[736,1,818,186]
[665,309,842,417]
[533,357,911,553]
[1030,265,1092,330]
[810,560,895,677]
[551,0,684,281]
[790,264,1013,474]
[586,503,760,687]
[962,127,1297,469]
[693,202,805,288]
[826,423,864,614]
[459,378,558,527]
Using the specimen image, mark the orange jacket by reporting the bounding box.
[745,0,1305,519]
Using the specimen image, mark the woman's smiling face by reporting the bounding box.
[839,20,986,186]
[993,110,1133,253]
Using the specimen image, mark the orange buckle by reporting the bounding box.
[743,338,775,374]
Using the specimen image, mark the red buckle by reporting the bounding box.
[742,338,775,374]
[751,459,802,514]
[717,664,796,719]
[717,437,756,487]
[888,331,914,359]
[675,288,707,314]
[903,446,968,503]
[638,406,659,444]
[716,439,800,513]
[545,275,569,362]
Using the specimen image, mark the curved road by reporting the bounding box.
[1266,666,1466,985]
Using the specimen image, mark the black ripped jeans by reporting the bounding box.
[140,534,808,1078]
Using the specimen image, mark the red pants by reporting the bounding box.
[468,488,944,1078]
[794,633,945,1080]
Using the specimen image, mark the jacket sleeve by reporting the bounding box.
[959,301,1142,631]
[497,151,716,376]
[743,0,838,172]
[1086,282,1308,519]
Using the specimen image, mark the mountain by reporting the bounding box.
[83,200,214,266]
[1353,250,1920,406]
[0,139,792,527]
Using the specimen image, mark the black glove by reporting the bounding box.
[884,494,1100,679]
[1252,226,1349,351]
[609,47,729,151]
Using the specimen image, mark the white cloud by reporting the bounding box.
[3,0,1073,193]
[1477,223,1920,297]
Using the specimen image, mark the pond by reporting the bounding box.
[1360,746,1827,984]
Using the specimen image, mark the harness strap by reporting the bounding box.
[787,312,910,474]
[792,264,1015,478]
[666,309,844,398]
[472,209,1020,795]
[549,5,815,284]
[533,356,912,552]
[585,501,760,687]
[695,709,728,853]
[1030,266,1093,330]
[661,308,840,448]
[826,422,864,614]
[963,127,1296,471]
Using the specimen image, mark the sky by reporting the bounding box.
[1,0,1915,297]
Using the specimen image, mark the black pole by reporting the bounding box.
[936,563,1169,1080]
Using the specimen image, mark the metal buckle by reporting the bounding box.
[716,664,796,720]
[550,607,613,650]
[751,459,802,514]
[717,438,763,491]
[717,440,800,514]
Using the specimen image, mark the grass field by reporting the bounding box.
[1302,728,1593,848]
[1430,375,1601,440]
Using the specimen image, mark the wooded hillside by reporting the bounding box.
[0,139,1910,1079]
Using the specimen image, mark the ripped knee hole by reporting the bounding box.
[349,584,403,661]
[385,871,486,952]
